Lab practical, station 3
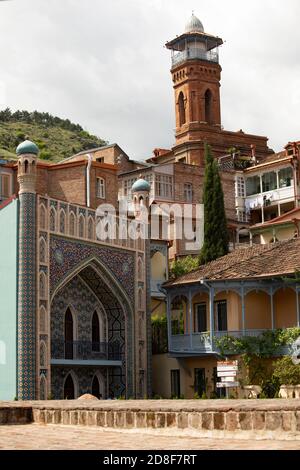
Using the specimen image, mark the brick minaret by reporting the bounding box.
[16,140,39,400]
[166,14,272,165]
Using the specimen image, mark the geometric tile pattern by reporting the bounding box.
[17,193,36,400]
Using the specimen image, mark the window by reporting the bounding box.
[184,183,193,202]
[96,177,105,199]
[65,308,74,359]
[194,368,206,396]
[59,210,66,234]
[96,157,104,163]
[69,212,76,236]
[178,91,186,126]
[88,217,94,240]
[237,210,248,223]
[155,174,173,199]
[39,237,47,263]
[236,176,245,197]
[194,303,207,333]
[279,167,293,188]
[78,215,85,238]
[0,174,11,199]
[215,300,227,332]
[39,272,47,299]
[49,208,56,231]
[262,171,277,192]
[39,204,47,230]
[204,89,213,124]
[171,370,181,398]
[246,176,261,196]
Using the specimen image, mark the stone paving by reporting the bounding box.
[0,424,299,450]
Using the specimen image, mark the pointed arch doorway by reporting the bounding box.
[64,373,75,399]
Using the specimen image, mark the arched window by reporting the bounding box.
[65,308,74,359]
[69,212,76,236]
[39,237,47,263]
[138,288,144,310]
[204,89,213,124]
[39,272,47,299]
[59,210,66,234]
[78,214,85,238]
[88,217,94,240]
[64,373,75,399]
[92,309,107,351]
[40,375,47,400]
[24,160,29,174]
[39,204,46,230]
[138,257,143,280]
[40,341,47,368]
[39,306,47,333]
[91,373,105,399]
[178,91,186,126]
[49,207,56,232]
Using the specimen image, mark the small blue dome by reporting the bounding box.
[132,178,151,193]
[16,140,39,156]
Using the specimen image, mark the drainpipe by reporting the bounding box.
[86,154,92,208]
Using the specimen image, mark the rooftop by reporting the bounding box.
[164,238,300,287]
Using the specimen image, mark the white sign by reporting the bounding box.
[217,365,238,373]
[221,376,236,383]
[216,382,239,388]
[218,371,237,378]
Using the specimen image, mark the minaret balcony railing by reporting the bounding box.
[172,48,219,67]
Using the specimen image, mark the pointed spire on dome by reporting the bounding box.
[185,12,204,33]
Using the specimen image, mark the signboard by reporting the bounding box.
[216,382,239,388]
[217,361,239,389]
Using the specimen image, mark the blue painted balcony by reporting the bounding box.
[51,340,122,366]
[169,330,294,357]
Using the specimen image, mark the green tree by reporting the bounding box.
[169,255,199,278]
[200,144,229,264]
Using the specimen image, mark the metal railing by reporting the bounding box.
[51,340,121,361]
[172,48,219,67]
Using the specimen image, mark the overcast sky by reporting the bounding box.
[0,0,299,159]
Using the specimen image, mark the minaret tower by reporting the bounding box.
[16,139,39,400]
[166,13,223,165]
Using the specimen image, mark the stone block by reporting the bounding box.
[178,412,189,429]
[96,412,106,427]
[62,410,70,425]
[106,411,114,427]
[166,413,177,427]
[266,412,282,431]
[115,412,125,427]
[225,412,238,431]
[189,412,201,429]
[213,412,225,430]
[201,412,213,430]
[295,412,300,432]
[252,412,265,431]
[70,411,78,425]
[53,410,61,424]
[87,411,97,426]
[156,413,165,428]
[239,412,252,431]
[281,412,293,432]
[125,412,134,428]
[146,412,156,428]
[0,409,8,424]
[79,411,87,426]
[136,412,147,428]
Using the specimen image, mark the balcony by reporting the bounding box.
[51,340,122,366]
[169,330,294,356]
[172,48,219,68]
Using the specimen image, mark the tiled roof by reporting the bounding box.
[164,238,300,287]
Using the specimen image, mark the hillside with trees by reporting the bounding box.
[0,108,107,162]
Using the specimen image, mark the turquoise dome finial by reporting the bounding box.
[132,176,151,193]
[16,139,39,156]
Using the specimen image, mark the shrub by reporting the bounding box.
[272,356,300,386]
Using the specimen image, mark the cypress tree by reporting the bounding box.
[200,144,229,264]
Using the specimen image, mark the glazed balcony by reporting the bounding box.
[172,48,219,68]
[51,340,122,366]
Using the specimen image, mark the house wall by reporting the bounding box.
[0,199,18,399]
[274,288,298,328]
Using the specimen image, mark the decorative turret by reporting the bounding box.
[16,140,39,194]
[132,176,151,217]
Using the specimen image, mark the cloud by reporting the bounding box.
[0,0,299,158]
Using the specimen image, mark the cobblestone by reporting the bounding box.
[0,424,299,450]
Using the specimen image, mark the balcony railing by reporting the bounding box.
[51,340,122,361]
[172,48,219,67]
[169,330,294,355]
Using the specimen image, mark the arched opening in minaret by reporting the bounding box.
[178,91,186,126]
[24,160,29,174]
[204,89,213,124]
